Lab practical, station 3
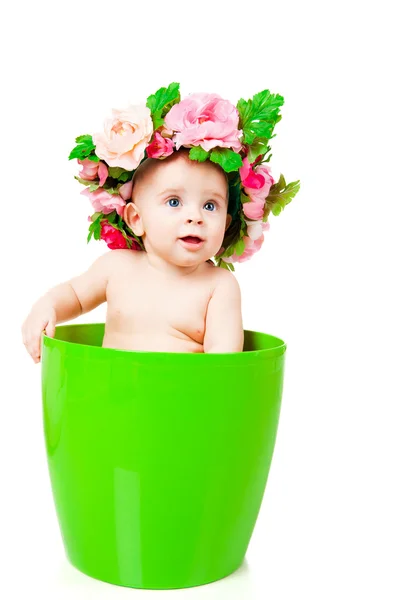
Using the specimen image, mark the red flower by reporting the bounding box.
[146,131,174,159]
[100,221,140,251]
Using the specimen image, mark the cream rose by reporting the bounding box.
[92,104,153,171]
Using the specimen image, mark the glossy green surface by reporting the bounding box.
[41,323,286,589]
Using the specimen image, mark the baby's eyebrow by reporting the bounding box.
[158,188,227,202]
[157,187,184,196]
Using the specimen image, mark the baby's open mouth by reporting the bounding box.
[180,236,204,244]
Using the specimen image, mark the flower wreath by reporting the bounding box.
[69,82,300,271]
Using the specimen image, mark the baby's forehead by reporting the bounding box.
[133,152,228,198]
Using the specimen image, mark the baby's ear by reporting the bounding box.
[225,213,232,231]
[123,202,144,236]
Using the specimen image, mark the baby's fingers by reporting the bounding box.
[22,330,43,363]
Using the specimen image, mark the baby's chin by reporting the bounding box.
[172,253,210,267]
[171,250,214,268]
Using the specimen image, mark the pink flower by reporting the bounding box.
[118,180,133,201]
[243,198,265,220]
[92,104,153,170]
[223,221,270,264]
[246,163,275,202]
[81,188,126,216]
[164,92,242,153]
[77,158,108,186]
[223,237,263,264]
[240,157,275,220]
[239,157,265,189]
[146,131,174,159]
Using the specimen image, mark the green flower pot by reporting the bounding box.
[41,323,286,590]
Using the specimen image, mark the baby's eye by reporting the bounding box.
[167,198,180,208]
[166,198,217,211]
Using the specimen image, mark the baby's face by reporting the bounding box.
[124,151,231,267]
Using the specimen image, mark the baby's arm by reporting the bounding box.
[203,270,244,353]
[21,251,114,363]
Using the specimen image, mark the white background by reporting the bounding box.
[1,0,399,598]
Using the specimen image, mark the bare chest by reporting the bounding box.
[105,261,215,347]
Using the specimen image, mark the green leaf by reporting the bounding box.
[107,211,117,224]
[102,183,123,195]
[268,177,301,217]
[119,171,133,183]
[146,82,181,130]
[87,154,99,162]
[76,135,92,144]
[146,81,180,114]
[107,213,123,230]
[235,238,246,256]
[189,147,210,162]
[74,176,100,192]
[273,173,286,191]
[215,256,234,271]
[151,112,164,130]
[237,89,284,145]
[87,216,102,242]
[107,167,134,183]
[246,140,271,164]
[224,244,236,258]
[68,134,96,161]
[93,219,102,240]
[210,148,243,173]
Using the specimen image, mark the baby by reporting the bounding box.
[21,148,244,362]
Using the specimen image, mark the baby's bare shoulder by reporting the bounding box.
[106,249,139,260]
[213,265,240,284]
[211,267,241,297]
[105,249,140,270]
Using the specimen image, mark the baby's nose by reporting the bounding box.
[186,215,203,224]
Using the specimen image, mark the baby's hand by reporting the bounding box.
[21,301,57,364]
